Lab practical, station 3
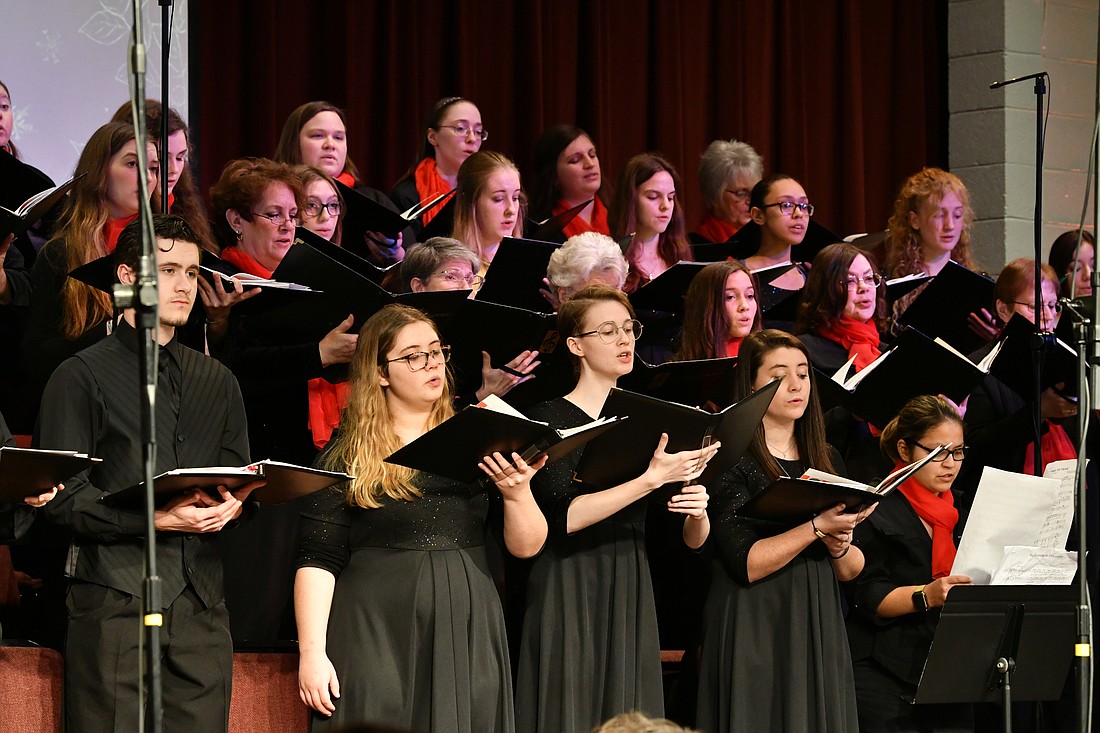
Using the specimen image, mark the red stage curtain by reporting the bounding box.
[192,0,945,238]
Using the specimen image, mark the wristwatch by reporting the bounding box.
[912,585,930,612]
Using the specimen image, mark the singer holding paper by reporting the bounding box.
[515,285,718,733]
[845,395,973,733]
[697,329,869,733]
[293,303,547,732]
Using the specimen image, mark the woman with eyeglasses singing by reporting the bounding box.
[390,97,486,242]
[845,395,973,733]
[515,285,718,733]
[692,138,764,244]
[697,329,869,733]
[294,304,547,732]
[276,101,408,266]
[793,243,893,483]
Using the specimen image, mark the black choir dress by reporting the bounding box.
[515,397,664,733]
[697,453,858,733]
[296,473,514,733]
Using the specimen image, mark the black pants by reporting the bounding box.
[64,582,233,733]
[855,658,974,733]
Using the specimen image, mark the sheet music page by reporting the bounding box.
[989,546,1078,585]
[950,466,1070,583]
[1038,459,1081,549]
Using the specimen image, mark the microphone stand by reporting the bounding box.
[116,1,163,730]
[990,71,1049,475]
[159,0,172,213]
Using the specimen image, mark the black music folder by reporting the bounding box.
[0,173,84,241]
[335,181,450,243]
[526,199,592,243]
[726,219,842,264]
[813,327,999,427]
[899,260,996,355]
[987,313,1078,400]
[418,195,459,241]
[628,261,707,314]
[735,446,946,524]
[293,225,395,284]
[384,399,626,483]
[618,356,738,411]
[0,447,101,502]
[885,273,932,303]
[574,379,781,490]
[101,460,350,507]
[476,236,560,314]
[439,298,558,378]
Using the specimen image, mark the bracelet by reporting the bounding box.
[830,545,850,559]
[206,317,227,325]
[810,516,829,540]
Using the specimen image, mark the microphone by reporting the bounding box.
[990,71,1049,89]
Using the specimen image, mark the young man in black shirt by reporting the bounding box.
[37,214,260,733]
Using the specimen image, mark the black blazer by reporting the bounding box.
[845,489,965,686]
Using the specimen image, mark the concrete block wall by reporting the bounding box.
[949,0,1097,275]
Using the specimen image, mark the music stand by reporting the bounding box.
[913,586,1076,733]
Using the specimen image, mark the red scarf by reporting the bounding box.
[336,171,356,188]
[818,317,881,371]
[1023,421,1077,475]
[695,212,740,244]
[219,246,274,279]
[725,337,743,358]
[555,197,610,238]
[413,158,450,226]
[894,461,960,578]
[104,214,139,253]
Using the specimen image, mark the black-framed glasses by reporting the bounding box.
[251,211,300,227]
[431,268,484,290]
[725,188,751,201]
[574,319,643,344]
[911,441,968,462]
[842,273,882,289]
[384,345,451,372]
[1012,300,1062,314]
[303,201,342,218]
[436,123,488,141]
[760,201,814,217]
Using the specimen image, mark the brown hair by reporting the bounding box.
[209,158,306,249]
[733,329,835,481]
[677,261,760,360]
[529,124,608,220]
[274,101,360,182]
[451,151,525,264]
[609,153,692,291]
[879,394,964,464]
[558,284,636,376]
[994,257,1060,309]
[294,164,344,243]
[795,243,885,334]
[320,305,455,509]
[110,100,215,252]
[1048,229,1096,298]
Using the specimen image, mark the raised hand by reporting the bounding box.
[319,314,358,367]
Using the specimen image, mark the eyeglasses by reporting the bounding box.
[725,188,752,201]
[1012,300,1062,314]
[384,345,451,372]
[251,211,300,227]
[842,273,882,289]
[760,201,814,217]
[437,123,488,141]
[303,201,342,218]
[910,441,968,462]
[431,268,484,289]
[574,319,643,344]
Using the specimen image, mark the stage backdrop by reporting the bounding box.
[193,0,945,239]
[0,0,188,185]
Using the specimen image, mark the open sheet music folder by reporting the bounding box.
[0,447,101,502]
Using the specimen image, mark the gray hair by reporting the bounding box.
[547,232,628,295]
[698,139,764,210]
[402,237,482,291]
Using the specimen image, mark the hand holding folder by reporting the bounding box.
[0,173,84,241]
[0,447,100,503]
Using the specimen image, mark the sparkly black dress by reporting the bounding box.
[296,473,513,732]
[696,453,858,733]
[515,397,663,733]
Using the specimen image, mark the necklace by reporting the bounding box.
[766,436,798,460]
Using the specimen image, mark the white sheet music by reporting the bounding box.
[950,464,1075,584]
[989,546,1078,585]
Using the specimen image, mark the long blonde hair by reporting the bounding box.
[321,305,455,509]
[451,151,525,265]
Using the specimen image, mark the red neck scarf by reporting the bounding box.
[695,212,740,244]
[1023,421,1077,475]
[818,317,881,371]
[307,380,351,449]
[413,158,451,226]
[104,214,139,253]
[220,246,273,279]
[555,197,610,238]
[894,460,959,578]
[336,171,356,188]
[725,337,743,358]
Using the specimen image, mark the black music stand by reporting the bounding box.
[913,586,1077,732]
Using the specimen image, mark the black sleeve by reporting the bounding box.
[2,237,31,308]
[708,464,765,585]
[295,485,352,577]
[0,411,33,542]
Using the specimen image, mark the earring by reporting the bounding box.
[234,230,242,240]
